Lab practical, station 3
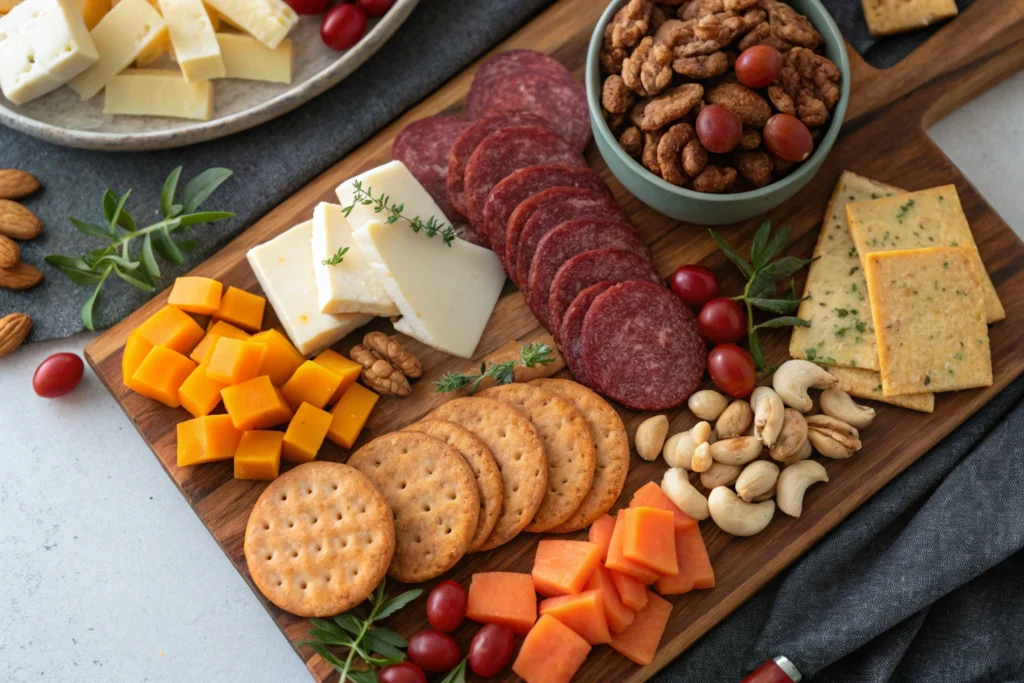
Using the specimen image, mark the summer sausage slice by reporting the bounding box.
[580,280,706,411]
[481,70,592,154]
[546,248,661,332]
[558,281,617,387]
[467,50,573,119]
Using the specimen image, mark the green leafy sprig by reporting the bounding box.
[45,167,234,330]
[433,342,555,394]
[322,246,350,266]
[295,580,422,683]
[341,180,458,246]
[709,220,814,371]
[438,657,468,683]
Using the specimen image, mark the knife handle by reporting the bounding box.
[742,656,802,683]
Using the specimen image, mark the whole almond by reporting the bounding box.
[0,313,32,358]
[0,262,44,290]
[0,200,42,240]
[0,234,20,268]
[0,170,40,200]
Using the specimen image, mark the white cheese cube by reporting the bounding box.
[203,0,295,49]
[311,202,398,317]
[335,160,451,235]
[103,68,213,120]
[216,32,291,84]
[247,220,372,357]
[157,0,224,82]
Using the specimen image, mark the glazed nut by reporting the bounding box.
[716,399,753,438]
[662,467,710,520]
[688,389,729,421]
[735,460,780,503]
[362,331,422,378]
[602,74,635,114]
[691,165,738,193]
[682,139,708,178]
[691,441,712,472]
[663,431,695,470]
[709,436,763,465]
[619,126,643,158]
[700,462,741,489]
[350,344,411,397]
[772,359,839,412]
[635,414,670,461]
[776,460,828,517]
[708,486,775,536]
[820,388,876,429]
[640,83,704,131]
[768,408,809,463]
[751,386,785,447]
[706,82,772,128]
[807,414,861,459]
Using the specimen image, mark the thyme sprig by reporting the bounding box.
[341,180,457,246]
[433,342,555,394]
[322,246,350,266]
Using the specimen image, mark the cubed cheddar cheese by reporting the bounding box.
[178,363,227,417]
[137,305,206,356]
[122,328,153,382]
[221,375,293,430]
[281,360,342,411]
[282,402,332,463]
[327,382,378,448]
[233,430,283,480]
[206,337,267,385]
[177,414,243,467]
[168,276,223,315]
[127,345,197,408]
[213,286,266,332]
[313,348,362,403]
[190,320,251,364]
[251,329,305,385]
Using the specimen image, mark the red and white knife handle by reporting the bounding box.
[741,656,803,683]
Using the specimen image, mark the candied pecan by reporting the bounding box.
[601,39,629,75]
[738,127,761,150]
[738,21,793,51]
[673,51,729,78]
[790,47,840,108]
[603,75,635,114]
[797,90,828,127]
[623,37,674,96]
[609,0,653,49]
[654,18,695,45]
[682,138,708,176]
[767,84,796,114]
[630,97,652,127]
[691,165,738,192]
[735,150,772,187]
[605,110,628,134]
[642,130,666,175]
[740,7,767,30]
[674,12,745,56]
[770,154,794,176]
[680,0,757,20]
[640,83,704,130]
[657,122,697,185]
[620,126,644,158]
[650,3,671,31]
[759,0,821,50]
[773,48,840,127]
[706,82,772,127]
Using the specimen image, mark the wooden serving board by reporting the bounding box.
[85,0,1024,680]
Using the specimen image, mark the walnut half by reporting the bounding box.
[351,344,412,397]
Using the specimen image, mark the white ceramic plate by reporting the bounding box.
[0,0,420,151]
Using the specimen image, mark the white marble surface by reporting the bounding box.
[1,71,1022,683]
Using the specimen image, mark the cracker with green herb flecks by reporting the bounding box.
[861,0,958,37]
[826,365,934,413]
[865,246,992,396]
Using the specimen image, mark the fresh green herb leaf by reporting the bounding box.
[322,246,350,267]
[70,217,115,241]
[361,632,407,662]
[757,255,815,282]
[176,211,234,228]
[181,167,233,214]
[749,220,772,270]
[708,229,753,279]
[160,166,183,218]
[747,297,802,314]
[342,180,458,246]
[151,226,183,264]
[374,589,423,621]
[755,316,810,330]
[81,265,114,331]
[433,342,555,394]
[438,657,468,683]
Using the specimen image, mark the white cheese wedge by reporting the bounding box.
[0,0,22,11]
[0,0,98,105]
[353,219,505,359]
[247,219,372,356]
[203,0,295,49]
[334,160,453,234]
[157,0,224,82]
[103,68,213,120]
[216,32,291,84]
[67,0,166,100]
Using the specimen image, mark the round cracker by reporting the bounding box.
[429,397,547,551]
[349,432,479,583]
[480,383,596,532]
[531,378,630,532]
[404,419,503,552]
[244,462,395,618]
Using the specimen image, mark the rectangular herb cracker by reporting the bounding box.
[846,185,1005,323]
[826,365,934,413]
[861,0,958,37]
[864,246,992,396]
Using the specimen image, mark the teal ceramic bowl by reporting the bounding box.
[586,0,850,225]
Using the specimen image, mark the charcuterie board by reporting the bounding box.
[84,0,1024,680]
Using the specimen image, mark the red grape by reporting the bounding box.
[707,344,756,398]
[33,352,84,398]
[670,264,720,308]
[357,0,394,15]
[407,630,461,673]
[425,580,467,633]
[468,624,516,678]
[763,113,814,163]
[284,0,329,14]
[321,3,368,51]
[696,104,742,154]
[735,45,783,88]
[697,298,747,345]
[378,662,427,683]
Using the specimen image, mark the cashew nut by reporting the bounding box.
[768,409,809,463]
[709,436,763,465]
[807,414,861,459]
[820,388,875,429]
[691,441,712,472]
[776,460,829,517]
[663,431,695,469]
[752,484,776,502]
[690,420,712,445]
[735,460,780,502]
[688,390,729,421]
[792,438,812,463]
[772,359,839,412]
[700,462,741,489]
[661,467,709,520]
[708,486,775,536]
[635,415,669,461]
[716,399,753,438]
[751,386,785,447]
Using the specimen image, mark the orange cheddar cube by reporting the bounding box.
[282,402,333,463]
[206,337,267,385]
[178,363,227,417]
[281,360,342,411]
[212,286,265,332]
[137,305,205,356]
[622,507,678,577]
[327,382,378,448]
[513,614,591,683]
[313,349,362,403]
[251,329,305,386]
[177,414,243,467]
[467,572,537,635]
[122,329,153,383]
[126,345,197,408]
[233,430,283,480]
[190,321,250,364]
[221,376,294,430]
[168,276,223,315]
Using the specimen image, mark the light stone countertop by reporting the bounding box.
[2,70,1021,683]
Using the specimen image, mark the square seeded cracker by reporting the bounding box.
[865,246,992,396]
[861,0,958,36]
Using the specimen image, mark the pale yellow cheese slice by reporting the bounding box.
[861,0,957,37]
[826,365,934,413]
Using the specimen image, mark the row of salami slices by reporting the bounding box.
[393,50,705,412]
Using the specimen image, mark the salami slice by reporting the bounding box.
[581,281,705,411]
[528,220,649,329]
[462,126,585,239]
[558,281,617,387]
[546,248,661,332]
[482,165,609,265]
[467,50,571,119]
[393,116,469,223]
[481,70,592,154]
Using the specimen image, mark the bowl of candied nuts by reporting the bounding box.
[587,0,850,224]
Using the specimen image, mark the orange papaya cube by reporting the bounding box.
[136,305,206,356]
[122,329,153,384]
[212,286,265,332]
[532,540,603,597]
[539,590,612,645]
[178,363,227,417]
[512,614,591,683]
[205,337,267,385]
[327,382,378,448]
[177,414,243,467]
[605,510,660,584]
[630,481,698,531]
[622,507,678,577]
[221,375,294,430]
[466,572,537,635]
[251,329,305,386]
[282,402,333,463]
[168,276,223,315]
[190,321,251,364]
[609,591,672,666]
[126,345,197,408]
[233,430,283,480]
[611,569,649,611]
[584,564,635,634]
[658,524,715,593]
[281,360,342,411]
[313,348,362,403]
[588,514,616,562]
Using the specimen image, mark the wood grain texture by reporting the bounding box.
[85,0,1024,680]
